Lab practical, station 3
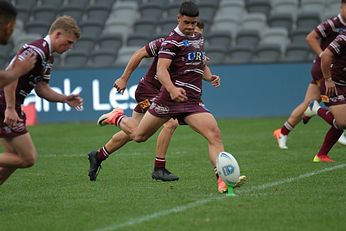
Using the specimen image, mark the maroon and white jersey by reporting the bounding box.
[139,37,165,90]
[326,32,346,85]
[0,35,53,106]
[311,14,346,80]
[157,26,205,103]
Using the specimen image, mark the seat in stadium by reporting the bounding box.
[289,28,311,46]
[89,50,118,68]
[224,46,254,64]
[126,33,150,47]
[205,47,226,65]
[52,54,63,69]
[0,42,14,66]
[216,1,245,19]
[198,2,218,22]
[25,21,50,37]
[16,7,31,22]
[251,44,283,63]
[68,0,90,8]
[268,12,294,33]
[115,46,141,67]
[205,31,232,50]
[299,0,326,14]
[80,20,104,38]
[165,2,181,18]
[260,27,288,51]
[271,0,299,17]
[111,1,138,19]
[40,0,65,8]
[296,11,321,30]
[246,0,271,16]
[240,13,268,33]
[282,44,312,62]
[15,0,37,9]
[31,5,58,24]
[59,5,84,22]
[97,33,123,53]
[160,18,178,35]
[235,30,260,49]
[133,18,158,36]
[139,2,163,20]
[91,0,115,8]
[73,35,95,53]
[64,50,89,68]
[325,1,341,15]
[85,5,111,23]
[211,16,239,35]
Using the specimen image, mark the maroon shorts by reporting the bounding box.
[0,105,28,138]
[133,82,160,113]
[148,101,210,125]
[320,81,346,106]
[310,58,323,84]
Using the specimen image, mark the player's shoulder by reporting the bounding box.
[23,38,50,60]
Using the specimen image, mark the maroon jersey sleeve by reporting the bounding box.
[145,38,164,57]
[327,33,346,55]
[158,33,179,60]
[315,17,337,38]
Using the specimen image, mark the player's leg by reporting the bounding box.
[88,111,144,181]
[184,112,227,192]
[152,118,179,181]
[312,104,346,162]
[274,83,320,149]
[0,139,17,185]
[0,133,37,184]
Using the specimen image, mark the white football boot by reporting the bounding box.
[273,128,288,149]
[304,100,320,117]
[338,132,346,145]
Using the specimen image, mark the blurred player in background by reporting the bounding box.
[0,1,36,88]
[95,1,245,193]
[274,0,346,149]
[0,16,83,185]
[88,22,221,183]
[306,30,346,162]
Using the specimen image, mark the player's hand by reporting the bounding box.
[4,108,21,127]
[65,94,84,111]
[113,77,127,94]
[11,53,37,77]
[210,75,220,87]
[325,78,337,96]
[169,87,187,102]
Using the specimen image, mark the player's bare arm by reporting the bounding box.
[321,48,337,96]
[35,82,83,109]
[157,58,187,102]
[306,30,323,57]
[0,54,36,88]
[3,80,19,127]
[114,46,150,94]
[203,65,220,87]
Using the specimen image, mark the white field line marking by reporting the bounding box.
[92,163,346,231]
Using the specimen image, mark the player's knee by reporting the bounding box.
[210,127,222,142]
[21,153,37,168]
[163,120,179,133]
[133,134,149,143]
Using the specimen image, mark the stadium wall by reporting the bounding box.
[26,63,312,123]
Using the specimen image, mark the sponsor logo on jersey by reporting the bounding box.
[187,51,205,61]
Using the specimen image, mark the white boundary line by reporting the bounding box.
[93,163,346,231]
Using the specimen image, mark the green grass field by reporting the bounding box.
[0,117,345,231]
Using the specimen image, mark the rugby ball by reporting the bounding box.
[216,151,240,185]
